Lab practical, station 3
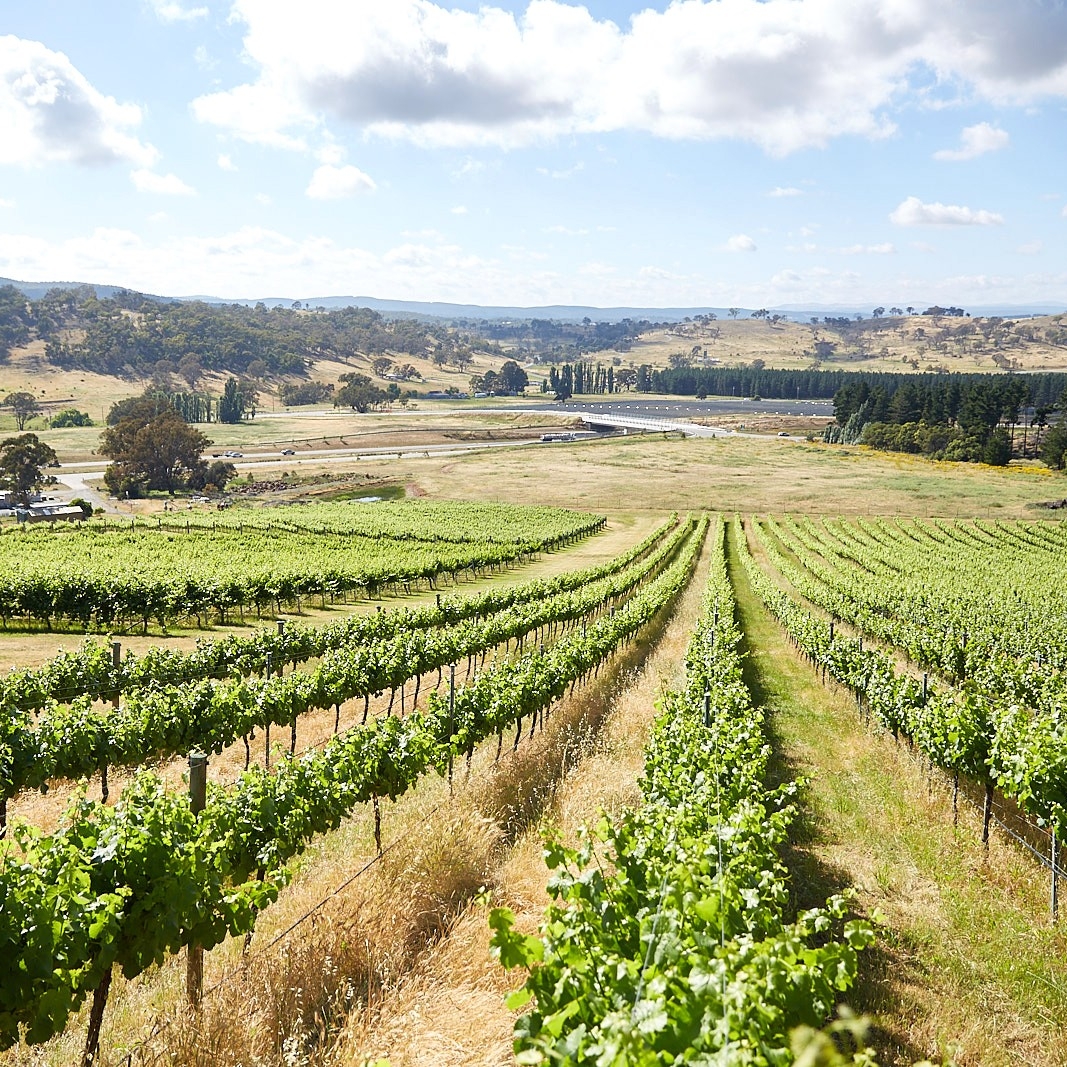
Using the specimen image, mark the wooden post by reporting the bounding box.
[264,653,272,769]
[1052,828,1059,924]
[187,752,208,1007]
[111,641,121,708]
[448,664,455,794]
[703,690,711,729]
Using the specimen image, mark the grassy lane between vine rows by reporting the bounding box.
[0,523,706,1067]
[725,520,1067,1067]
[323,527,715,1067]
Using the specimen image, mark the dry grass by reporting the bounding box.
[627,313,1067,376]
[404,434,1064,519]
[330,533,711,1067]
[0,517,692,1067]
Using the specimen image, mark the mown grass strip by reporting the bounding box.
[725,518,1067,1067]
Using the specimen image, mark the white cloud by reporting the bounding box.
[217,153,237,171]
[0,35,157,167]
[933,121,1009,161]
[1062,205,1067,218]
[190,1,1067,155]
[545,225,589,236]
[1017,239,1043,255]
[890,196,1003,226]
[4,223,1067,308]
[451,205,468,214]
[146,0,208,21]
[537,162,585,179]
[305,163,376,199]
[0,198,13,208]
[254,193,272,206]
[725,234,757,252]
[768,186,802,197]
[131,169,196,195]
[840,242,895,254]
[315,142,347,166]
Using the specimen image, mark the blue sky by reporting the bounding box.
[1,0,1066,310]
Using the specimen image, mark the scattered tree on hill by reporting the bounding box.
[278,381,334,406]
[50,408,93,428]
[100,408,210,496]
[0,284,32,359]
[334,372,387,413]
[0,433,58,505]
[4,391,41,431]
[178,355,203,388]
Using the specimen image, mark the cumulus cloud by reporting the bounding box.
[305,163,377,199]
[146,0,209,21]
[0,35,157,167]
[190,0,1067,155]
[890,196,1003,226]
[217,153,238,171]
[768,186,802,197]
[451,204,468,214]
[840,242,896,254]
[1016,239,1043,255]
[725,234,757,252]
[131,169,196,195]
[933,122,1009,161]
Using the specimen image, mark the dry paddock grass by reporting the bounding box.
[0,527,708,1067]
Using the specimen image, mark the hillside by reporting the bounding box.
[2,284,1067,432]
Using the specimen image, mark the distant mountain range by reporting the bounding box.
[3,276,1063,324]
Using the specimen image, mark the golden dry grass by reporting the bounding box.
[330,533,711,1067]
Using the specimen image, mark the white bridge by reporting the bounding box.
[574,411,730,438]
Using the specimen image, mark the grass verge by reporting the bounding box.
[725,520,1067,1067]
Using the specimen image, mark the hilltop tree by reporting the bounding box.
[4,391,41,431]
[0,433,58,505]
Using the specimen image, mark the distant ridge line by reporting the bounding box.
[1,276,1062,324]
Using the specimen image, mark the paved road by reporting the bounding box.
[257,395,835,421]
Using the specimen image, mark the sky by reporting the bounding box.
[1,0,1066,311]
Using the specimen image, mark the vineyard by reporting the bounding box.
[0,501,605,631]
[2,500,1067,1065]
